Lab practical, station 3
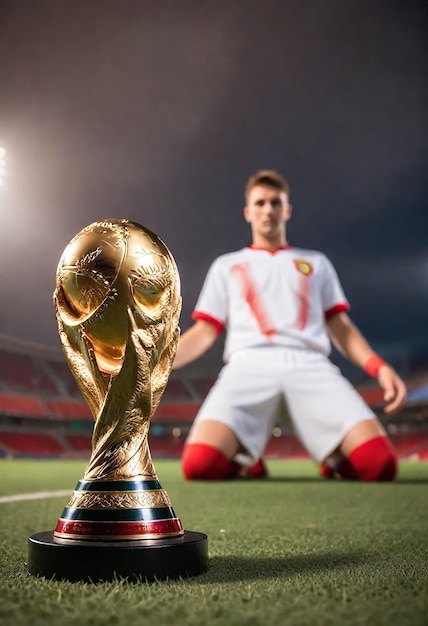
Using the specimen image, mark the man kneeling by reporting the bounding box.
[173,170,406,481]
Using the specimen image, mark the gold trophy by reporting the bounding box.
[28,219,208,582]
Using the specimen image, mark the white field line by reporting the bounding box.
[0,490,70,504]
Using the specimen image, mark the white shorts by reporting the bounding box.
[194,347,376,465]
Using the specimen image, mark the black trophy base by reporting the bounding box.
[28,530,208,583]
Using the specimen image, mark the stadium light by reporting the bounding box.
[0,146,5,187]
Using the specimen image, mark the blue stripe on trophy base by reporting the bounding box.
[76,479,162,492]
[60,506,178,522]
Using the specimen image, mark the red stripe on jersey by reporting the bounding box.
[297,275,310,330]
[192,311,224,334]
[324,303,350,319]
[233,263,276,338]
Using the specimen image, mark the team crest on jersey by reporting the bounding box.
[293,259,313,276]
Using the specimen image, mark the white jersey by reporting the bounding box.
[192,245,350,361]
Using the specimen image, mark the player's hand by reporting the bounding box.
[377,365,407,414]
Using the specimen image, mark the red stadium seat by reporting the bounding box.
[0,432,66,456]
[0,393,48,418]
[65,433,92,453]
[0,350,58,394]
[44,399,92,421]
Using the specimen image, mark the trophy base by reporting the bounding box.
[28,530,208,583]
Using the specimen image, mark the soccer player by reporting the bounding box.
[173,170,407,481]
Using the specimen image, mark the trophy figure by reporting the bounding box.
[28,219,208,582]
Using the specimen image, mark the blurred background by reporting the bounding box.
[0,0,427,462]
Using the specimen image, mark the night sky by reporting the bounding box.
[0,0,427,373]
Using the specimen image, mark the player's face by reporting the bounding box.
[244,185,291,241]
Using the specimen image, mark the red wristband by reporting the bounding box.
[364,355,386,378]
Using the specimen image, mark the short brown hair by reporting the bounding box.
[245,169,290,202]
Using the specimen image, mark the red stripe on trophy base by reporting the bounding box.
[54,518,184,540]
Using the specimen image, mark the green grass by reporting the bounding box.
[0,459,427,626]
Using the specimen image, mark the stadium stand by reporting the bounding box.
[0,332,428,462]
[0,431,66,457]
[0,349,58,395]
[191,377,217,399]
[265,434,308,459]
[0,393,47,418]
[64,433,92,455]
[162,378,194,402]
[44,360,83,398]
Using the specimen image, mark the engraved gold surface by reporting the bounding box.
[67,490,172,510]
[54,219,182,482]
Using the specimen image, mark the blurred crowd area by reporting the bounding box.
[0,333,427,462]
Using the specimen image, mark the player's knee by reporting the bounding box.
[347,436,398,482]
[374,452,398,481]
[181,443,212,480]
[359,453,398,482]
[181,443,240,480]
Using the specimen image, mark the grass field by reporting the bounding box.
[1,458,427,626]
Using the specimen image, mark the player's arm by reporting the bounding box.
[172,319,219,370]
[326,311,407,413]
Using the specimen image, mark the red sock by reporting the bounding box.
[337,436,398,482]
[319,463,337,479]
[241,458,268,479]
[182,443,241,480]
